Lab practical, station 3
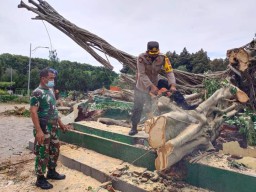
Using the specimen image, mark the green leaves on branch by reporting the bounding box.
[0,95,18,102]
[89,101,133,111]
[203,79,221,98]
[229,87,238,95]
[203,78,239,99]
[225,110,256,146]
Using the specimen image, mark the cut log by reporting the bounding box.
[101,89,125,100]
[227,47,256,72]
[98,118,131,128]
[236,88,249,103]
[145,86,244,170]
[155,137,208,170]
[90,88,134,102]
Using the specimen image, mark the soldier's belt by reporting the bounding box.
[48,119,58,124]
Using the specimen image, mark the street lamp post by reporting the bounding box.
[27,44,32,96]
[27,43,49,96]
[10,67,12,84]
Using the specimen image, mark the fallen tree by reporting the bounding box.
[227,40,256,109]
[145,85,248,170]
[18,0,229,93]
[19,0,256,171]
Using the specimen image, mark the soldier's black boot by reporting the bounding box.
[36,175,53,189]
[47,168,66,180]
[129,125,138,136]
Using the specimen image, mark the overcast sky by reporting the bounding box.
[1,0,255,72]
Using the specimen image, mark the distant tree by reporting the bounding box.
[191,49,210,73]
[166,51,179,68]
[210,58,229,71]
[177,48,192,72]
[30,67,40,89]
[176,65,187,72]
[0,61,4,81]
[0,53,117,91]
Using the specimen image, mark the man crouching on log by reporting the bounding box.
[129,41,196,135]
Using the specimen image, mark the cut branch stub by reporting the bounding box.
[227,48,250,71]
[155,141,174,171]
[235,88,249,103]
[146,116,167,149]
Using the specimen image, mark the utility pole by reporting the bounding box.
[27,43,32,96]
[11,67,12,84]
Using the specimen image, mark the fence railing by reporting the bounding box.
[15,88,28,96]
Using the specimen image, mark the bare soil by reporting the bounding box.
[0,103,211,192]
[0,103,102,192]
[0,104,32,162]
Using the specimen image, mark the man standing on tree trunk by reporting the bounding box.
[129,41,196,136]
[30,68,69,189]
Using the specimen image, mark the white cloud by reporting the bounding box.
[0,0,255,72]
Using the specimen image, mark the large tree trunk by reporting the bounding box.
[145,86,247,170]
[227,40,256,109]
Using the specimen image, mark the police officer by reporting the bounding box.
[129,41,196,135]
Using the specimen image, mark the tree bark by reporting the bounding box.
[145,86,246,170]
[98,118,131,128]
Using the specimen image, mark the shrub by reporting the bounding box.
[13,96,30,104]
[0,89,8,95]
[225,110,256,146]
[0,95,18,102]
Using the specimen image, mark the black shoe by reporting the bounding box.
[36,175,53,189]
[47,169,66,180]
[172,91,197,110]
[181,103,198,110]
[129,129,138,135]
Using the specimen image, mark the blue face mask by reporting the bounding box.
[46,80,54,88]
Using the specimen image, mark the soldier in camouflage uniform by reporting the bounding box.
[30,68,68,190]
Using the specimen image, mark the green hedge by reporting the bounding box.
[13,96,30,104]
[0,95,30,103]
[0,95,19,102]
[0,89,8,95]
[0,82,15,88]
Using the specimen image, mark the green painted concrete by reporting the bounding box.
[61,124,256,192]
[73,122,148,146]
[186,162,256,192]
[59,130,156,170]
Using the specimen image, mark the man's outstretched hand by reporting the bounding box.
[58,121,71,132]
[170,84,177,92]
[150,84,159,95]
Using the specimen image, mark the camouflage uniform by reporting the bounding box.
[30,87,59,176]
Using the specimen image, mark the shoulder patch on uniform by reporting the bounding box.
[32,89,43,98]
